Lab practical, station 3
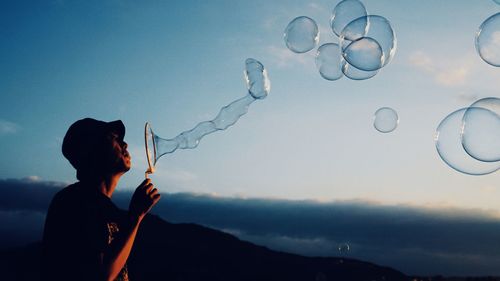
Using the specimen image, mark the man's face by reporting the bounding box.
[103,131,131,174]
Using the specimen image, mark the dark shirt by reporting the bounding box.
[41,182,129,281]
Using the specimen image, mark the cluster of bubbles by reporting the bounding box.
[476,10,500,67]
[284,0,397,81]
[147,58,270,172]
[435,97,500,175]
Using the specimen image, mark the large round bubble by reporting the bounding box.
[435,108,500,175]
[330,0,367,37]
[284,16,320,53]
[315,43,343,81]
[342,60,378,80]
[373,107,399,133]
[469,97,500,114]
[475,12,500,67]
[343,37,383,71]
[462,106,500,163]
[340,15,397,70]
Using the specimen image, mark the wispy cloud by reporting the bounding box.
[408,51,473,87]
[0,119,20,135]
[266,45,314,69]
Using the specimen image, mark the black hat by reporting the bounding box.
[62,118,125,170]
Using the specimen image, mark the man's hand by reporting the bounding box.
[128,179,160,222]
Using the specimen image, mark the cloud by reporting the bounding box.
[0,119,20,135]
[408,51,472,87]
[266,45,314,69]
[155,193,500,276]
[1,178,500,276]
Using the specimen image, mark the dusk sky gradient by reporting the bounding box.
[1,0,500,276]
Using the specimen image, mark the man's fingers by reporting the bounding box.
[152,194,161,204]
[148,188,158,196]
[141,179,151,188]
[144,184,154,194]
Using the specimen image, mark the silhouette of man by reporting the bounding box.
[42,118,160,281]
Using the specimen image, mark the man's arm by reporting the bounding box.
[102,179,160,281]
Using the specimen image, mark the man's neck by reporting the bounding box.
[97,173,123,198]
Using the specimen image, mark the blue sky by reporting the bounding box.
[1,0,500,275]
[2,0,499,209]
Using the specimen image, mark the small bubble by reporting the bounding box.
[373,107,399,133]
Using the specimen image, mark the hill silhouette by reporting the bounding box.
[0,214,408,281]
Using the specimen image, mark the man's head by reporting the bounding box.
[62,118,131,181]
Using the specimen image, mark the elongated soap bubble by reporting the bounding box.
[476,13,500,67]
[315,43,343,81]
[342,59,378,80]
[435,108,500,175]
[144,58,270,175]
[373,107,399,133]
[330,0,368,37]
[244,58,270,99]
[462,98,500,162]
[284,16,320,53]
[340,15,397,70]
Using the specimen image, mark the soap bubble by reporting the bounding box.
[284,16,320,53]
[494,0,500,4]
[330,0,368,37]
[338,243,350,254]
[435,108,500,175]
[475,12,500,67]
[244,58,270,100]
[462,103,500,162]
[342,60,378,80]
[340,15,397,70]
[373,107,399,133]
[315,43,344,81]
[469,97,500,114]
[343,37,383,71]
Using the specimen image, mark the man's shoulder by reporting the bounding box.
[52,182,82,202]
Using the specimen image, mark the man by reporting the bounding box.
[42,118,160,281]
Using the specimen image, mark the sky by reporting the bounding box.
[1,0,500,276]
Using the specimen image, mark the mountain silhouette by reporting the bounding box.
[0,214,409,281]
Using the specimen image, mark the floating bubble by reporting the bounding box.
[144,59,270,175]
[461,104,500,163]
[343,37,383,71]
[469,97,500,114]
[476,12,500,67]
[338,243,350,254]
[342,59,378,80]
[435,108,500,175]
[315,43,344,81]
[373,107,399,133]
[340,15,397,70]
[284,16,320,53]
[330,0,368,37]
[494,0,500,4]
[244,58,270,100]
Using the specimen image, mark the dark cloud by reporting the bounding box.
[1,178,500,276]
